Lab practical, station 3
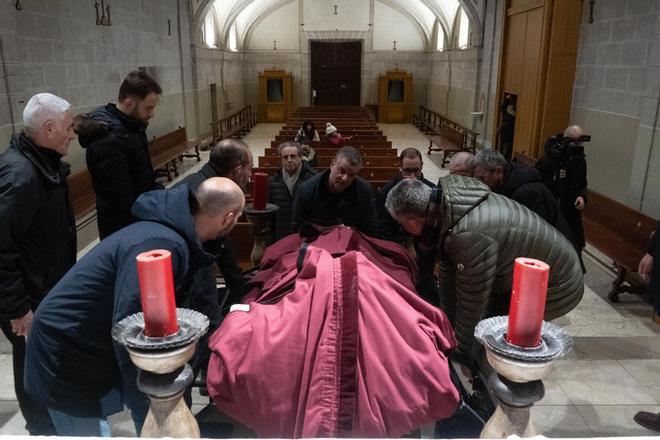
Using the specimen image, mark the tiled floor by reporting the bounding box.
[2,123,659,437]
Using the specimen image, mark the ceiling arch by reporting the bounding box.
[191,0,483,51]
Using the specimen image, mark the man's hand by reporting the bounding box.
[11,310,33,338]
[575,196,585,210]
[639,253,654,282]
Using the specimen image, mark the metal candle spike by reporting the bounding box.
[112,308,209,437]
[474,316,573,438]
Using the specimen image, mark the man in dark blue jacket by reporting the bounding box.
[24,178,245,437]
[0,92,76,435]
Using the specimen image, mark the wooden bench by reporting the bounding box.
[259,155,399,168]
[68,169,96,222]
[279,129,383,136]
[210,105,258,141]
[582,190,656,302]
[428,123,469,167]
[274,134,387,143]
[264,147,397,157]
[270,140,392,149]
[148,127,201,181]
[254,166,398,181]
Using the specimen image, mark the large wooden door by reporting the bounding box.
[311,41,361,106]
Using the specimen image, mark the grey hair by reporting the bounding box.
[385,178,432,218]
[470,149,507,172]
[23,93,71,134]
[278,141,300,156]
[563,125,583,140]
[335,146,362,167]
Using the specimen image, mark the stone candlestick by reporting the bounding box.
[112,308,209,438]
[474,316,573,438]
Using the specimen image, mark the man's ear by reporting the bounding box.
[496,165,505,177]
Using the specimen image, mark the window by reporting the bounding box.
[437,25,445,51]
[203,11,216,48]
[228,24,238,52]
[458,8,469,49]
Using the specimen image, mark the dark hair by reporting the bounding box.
[335,146,362,167]
[302,120,315,137]
[399,147,422,163]
[209,138,250,176]
[118,71,162,101]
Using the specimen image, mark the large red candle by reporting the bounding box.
[506,257,550,348]
[252,172,268,210]
[136,250,179,337]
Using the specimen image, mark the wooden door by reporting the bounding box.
[311,41,361,106]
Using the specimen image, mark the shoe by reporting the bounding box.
[634,411,660,432]
[653,313,660,325]
[607,289,620,303]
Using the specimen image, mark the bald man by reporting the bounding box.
[536,124,589,272]
[448,151,474,176]
[25,178,244,437]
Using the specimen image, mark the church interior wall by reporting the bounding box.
[570,0,659,217]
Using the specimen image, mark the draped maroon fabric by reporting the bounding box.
[207,227,459,438]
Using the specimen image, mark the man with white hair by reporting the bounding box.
[0,92,77,435]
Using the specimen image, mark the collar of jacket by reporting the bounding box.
[12,133,70,185]
[434,175,490,235]
[104,103,148,133]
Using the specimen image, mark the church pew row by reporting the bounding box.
[269,140,393,148]
[285,120,376,127]
[278,129,383,136]
[274,134,387,143]
[253,166,398,181]
[263,147,397,157]
[258,155,400,168]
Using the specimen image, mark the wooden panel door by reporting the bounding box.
[311,41,361,106]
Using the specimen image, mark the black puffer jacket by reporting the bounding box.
[268,163,317,240]
[78,104,159,239]
[0,134,76,319]
[434,175,584,362]
[498,161,577,248]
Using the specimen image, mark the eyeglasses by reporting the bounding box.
[473,170,492,182]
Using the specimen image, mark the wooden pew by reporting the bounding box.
[210,105,257,141]
[270,140,393,148]
[149,127,201,181]
[68,169,96,221]
[264,147,397,157]
[279,129,383,136]
[254,166,398,181]
[582,190,656,301]
[274,134,387,143]
[413,105,479,161]
[428,123,468,167]
[259,155,399,168]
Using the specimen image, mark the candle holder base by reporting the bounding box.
[244,203,279,267]
[475,316,573,438]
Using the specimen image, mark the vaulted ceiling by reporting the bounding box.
[191,0,483,51]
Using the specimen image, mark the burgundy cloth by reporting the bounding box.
[207,227,459,438]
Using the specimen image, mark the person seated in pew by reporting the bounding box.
[24,178,245,437]
[291,146,380,238]
[385,176,584,369]
[471,149,580,255]
[375,148,438,303]
[173,138,253,322]
[448,151,473,176]
[77,71,163,239]
[294,120,319,167]
[325,122,352,147]
[268,142,317,241]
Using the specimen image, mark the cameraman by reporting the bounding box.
[536,125,588,272]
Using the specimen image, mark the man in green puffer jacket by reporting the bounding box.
[385,175,584,365]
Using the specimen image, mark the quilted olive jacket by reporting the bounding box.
[433,175,584,361]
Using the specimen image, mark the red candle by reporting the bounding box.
[252,172,268,210]
[506,257,550,348]
[136,250,179,337]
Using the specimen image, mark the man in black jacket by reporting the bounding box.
[471,149,577,250]
[0,93,77,435]
[25,178,245,436]
[268,141,317,240]
[174,138,253,317]
[79,71,162,239]
[291,146,380,237]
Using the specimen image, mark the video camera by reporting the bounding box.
[544,134,591,164]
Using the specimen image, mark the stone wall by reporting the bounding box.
[570,0,660,216]
[0,0,194,173]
